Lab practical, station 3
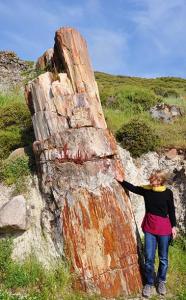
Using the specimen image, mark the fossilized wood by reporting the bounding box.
[25,27,142,298]
[36,48,54,70]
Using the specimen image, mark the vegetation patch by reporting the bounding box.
[0,238,101,300]
[155,236,186,300]
[105,85,161,112]
[116,118,161,157]
[0,156,32,185]
[0,236,185,299]
[97,72,186,151]
[0,90,34,160]
[0,154,35,195]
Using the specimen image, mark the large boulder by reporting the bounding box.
[0,195,28,232]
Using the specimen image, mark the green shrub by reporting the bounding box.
[23,68,46,85]
[116,118,161,157]
[0,155,34,186]
[105,86,161,112]
[0,238,13,282]
[0,89,24,106]
[0,90,34,159]
[152,86,170,97]
[0,238,100,300]
[124,87,160,110]
[5,256,46,289]
[0,289,31,300]
[0,102,31,130]
[0,128,22,159]
[152,86,180,98]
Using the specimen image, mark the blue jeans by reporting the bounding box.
[144,232,171,285]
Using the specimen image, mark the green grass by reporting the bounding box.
[0,238,101,300]
[0,88,25,106]
[96,71,186,152]
[95,72,186,97]
[0,89,34,160]
[137,236,186,300]
[1,73,186,161]
[0,236,185,300]
[164,96,186,107]
[103,103,186,150]
[153,237,186,300]
[165,238,186,299]
[0,156,31,185]
[0,153,36,196]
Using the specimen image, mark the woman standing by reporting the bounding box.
[118,169,177,298]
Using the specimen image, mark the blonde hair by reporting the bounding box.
[148,169,169,185]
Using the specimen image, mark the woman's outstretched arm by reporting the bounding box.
[119,180,145,196]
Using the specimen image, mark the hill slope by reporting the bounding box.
[0,56,186,160]
[95,72,186,154]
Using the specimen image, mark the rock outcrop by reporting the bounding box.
[25,28,143,298]
[0,51,32,91]
[150,103,184,123]
[0,175,63,267]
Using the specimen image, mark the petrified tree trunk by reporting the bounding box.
[25,27,142,298]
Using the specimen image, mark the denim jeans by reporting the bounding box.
[144,232,171,285]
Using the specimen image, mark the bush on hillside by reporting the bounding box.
[0,155,33,186]
[105,86,161,112]
[0,128,22,159]
[125,88,159,110]
[0,126,34,160]
[0,101,31,129]
[116,118,161,157]
[152,86,179,98]
[0,98,34,159]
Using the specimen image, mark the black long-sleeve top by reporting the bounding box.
[120,180,176,227]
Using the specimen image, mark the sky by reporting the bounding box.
[0,0,186,78]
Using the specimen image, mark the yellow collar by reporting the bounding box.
[140,184,166,192]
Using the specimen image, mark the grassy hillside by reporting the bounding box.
[95,72,186,101]
[0,72,186,162]
[0,88,34,160]
[0,74,185,299]
[95,72,186,155]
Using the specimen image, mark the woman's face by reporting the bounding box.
[149,175,162,187]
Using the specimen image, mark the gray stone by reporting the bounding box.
[0,195,28,232]
[150,103,183,123]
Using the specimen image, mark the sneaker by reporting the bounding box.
[157,281,166,295]
[142,284,153,298]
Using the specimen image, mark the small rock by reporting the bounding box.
[165,148,178,159]
[8,146,30,160]
[0,195,28,232]
[150,103,183,123]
